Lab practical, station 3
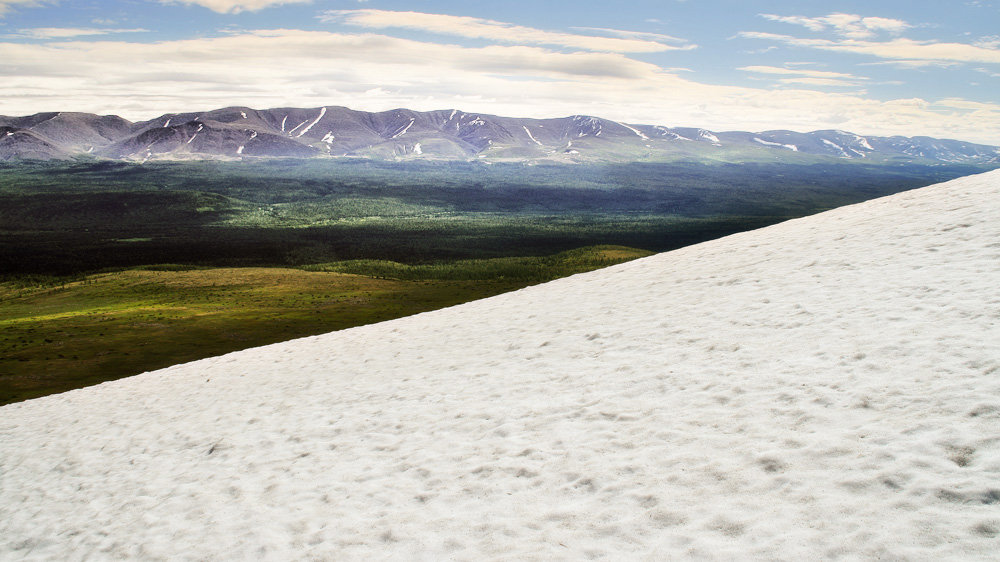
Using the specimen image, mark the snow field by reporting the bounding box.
[1,171,999,560]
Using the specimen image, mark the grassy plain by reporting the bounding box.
[0,246,651,405]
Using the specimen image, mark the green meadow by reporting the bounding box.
[0,246,651,405]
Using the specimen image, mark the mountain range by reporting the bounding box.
[1,106,998,166]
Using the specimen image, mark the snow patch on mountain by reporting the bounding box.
[295,107,326,138]
[822,139,843,151]
[287,120,308,136]
[523,126,543,146]
[619,122,649,140]
[699,130,721,145]
[391,118,415,139]
[822,139,850,158]
[573,116,602,138]
[754,137,798,151]
[656,126,691,141]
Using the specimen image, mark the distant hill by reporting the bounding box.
[1,106,998,166]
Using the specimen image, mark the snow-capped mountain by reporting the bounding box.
[2,170,999,559]
[1,106,998,166]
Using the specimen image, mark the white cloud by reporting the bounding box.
[859,60,962,70]
[777,77,864,88]
[976,35,1000,49]
[937,97,1000,110]
[158,0,310,14]
[0,0,49,16]
[749,13,1000,69]
[742,32,1000,66]
[319,9,691,53]
[10,27,148,39]
[739,66,866,88]
[568,27,690,45]
[762,13,910,39]
[762,15,827,33]
[0,29,999,144]
[738,65,864,80]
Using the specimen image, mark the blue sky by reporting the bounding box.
[1,0,998,143]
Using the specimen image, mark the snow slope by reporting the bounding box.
[2,171,1000,560]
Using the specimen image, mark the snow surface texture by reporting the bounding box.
[3,171,1000,560]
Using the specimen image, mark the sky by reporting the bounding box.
[0,1,999,144]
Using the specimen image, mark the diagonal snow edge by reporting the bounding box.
[2,170,1000,560]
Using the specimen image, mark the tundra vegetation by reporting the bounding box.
[0,158,990,404]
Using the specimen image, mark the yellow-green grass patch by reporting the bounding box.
[1,246,652,405]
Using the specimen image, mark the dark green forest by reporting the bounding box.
[2,158,987,277]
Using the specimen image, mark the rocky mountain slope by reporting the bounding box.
[2,170,999,559]
[1,106,998,165]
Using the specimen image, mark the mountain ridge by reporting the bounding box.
[1,105,998,166]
